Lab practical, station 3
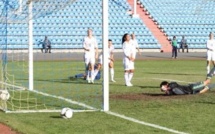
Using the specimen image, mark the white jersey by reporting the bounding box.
[123,40,133,58]
[83,36,98,57]
[122,40,135,70]
[207,39,215,52]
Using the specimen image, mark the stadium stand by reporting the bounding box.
[1,0,160,49]
[139,0,215,48]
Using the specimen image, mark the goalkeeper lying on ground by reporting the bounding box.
[159,68,215,95]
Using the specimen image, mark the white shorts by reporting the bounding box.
[129,61,134,70]
[123,58,134,70]
[207,51,215,61]
[84,54,95,65]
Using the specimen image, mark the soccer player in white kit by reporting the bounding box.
[83,29,98,83]
[206,32,215,74]
[91,39,116,82]
[122,33,135,86]
[108,39,116,82]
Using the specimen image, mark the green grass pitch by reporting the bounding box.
[1,59,215,134]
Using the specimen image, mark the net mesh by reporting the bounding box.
[0,0,103,113]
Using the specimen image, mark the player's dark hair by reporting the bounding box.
[108,39,112,42]
[160,81,168,88]
[122,33,129,44]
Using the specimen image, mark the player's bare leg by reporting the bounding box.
[124,70,132,86]
[128,70,134,86]
[87,63,92,83]
[90,63,95,83]
[109,61,116,82]
[85,63,90,81]
[207,60,211,74]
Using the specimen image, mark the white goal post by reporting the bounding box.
[102,0,109,111]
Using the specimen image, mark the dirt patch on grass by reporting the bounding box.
[0,123,19,134]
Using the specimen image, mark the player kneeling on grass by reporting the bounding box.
[160,68,215,95]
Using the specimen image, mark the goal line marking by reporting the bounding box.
[32,90,97,110]
[106,111,189,134]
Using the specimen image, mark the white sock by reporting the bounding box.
[110,68,114,80]
[124,72,129,85]
[92,69,99,80]
[128,73,133,83]
[86,71,90,80]
[207,66,210,74]
[91,70,94,81]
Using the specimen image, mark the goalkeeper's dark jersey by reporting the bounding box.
[167,82,195,95]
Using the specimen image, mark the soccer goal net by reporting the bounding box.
[0,0,107,113]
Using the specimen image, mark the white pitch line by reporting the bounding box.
[106,111,189,134]
[32,90,97,110]
[0,81,26,90]
[5,109,97,114]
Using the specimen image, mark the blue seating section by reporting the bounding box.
[139,0,215,48]
[0,0,160,49]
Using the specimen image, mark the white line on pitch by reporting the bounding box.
[106,111,189,134]
[32,90,97,110]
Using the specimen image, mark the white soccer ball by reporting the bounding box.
[61,108,73,119]
[0,90,10,101]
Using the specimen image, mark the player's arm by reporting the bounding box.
[200,83,215,94]
[95,38,98,59]
[199,83,214,94]
[136,42,141,55]
[199,87,209,94]
[83,38,89,51]
[109,48,114,61]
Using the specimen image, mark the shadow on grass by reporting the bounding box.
[50,116,62,119]
[139,86,159,89]
[18,78,102,86]
[196,101,215,105]
[141,93,168,97]
[145,72,203,76]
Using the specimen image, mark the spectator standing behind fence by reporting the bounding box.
[179,36,188,53]
[39,36,51,53]
[171,36,178,59]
